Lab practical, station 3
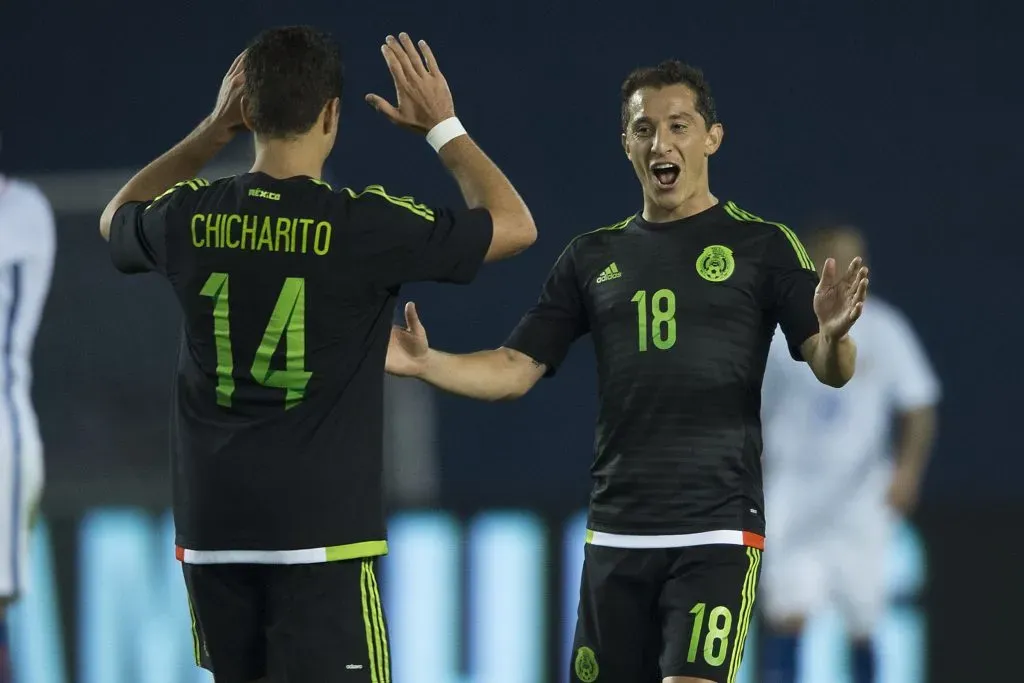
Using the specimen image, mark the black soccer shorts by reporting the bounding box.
[570,542,762,683]
[182,558,390,683]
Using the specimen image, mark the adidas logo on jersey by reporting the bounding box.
[596,262,622,283]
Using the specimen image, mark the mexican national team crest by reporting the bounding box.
[574,646,599,682]
[696,244,735,282]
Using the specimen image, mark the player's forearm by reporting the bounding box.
[437,135,537,261]
[418,347,540,401]
[805,333,857,388]
[895,406,938,476]
[99,118,233,240]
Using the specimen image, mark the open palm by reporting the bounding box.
[387,302,430,377]
[813,257,870,340]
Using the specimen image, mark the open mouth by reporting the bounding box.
[650,162,680,188]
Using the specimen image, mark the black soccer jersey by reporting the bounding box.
[109,173,492,561]
[505,201,818,538]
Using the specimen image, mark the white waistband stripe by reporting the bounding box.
[586,529,766,550]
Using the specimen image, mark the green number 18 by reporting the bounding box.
[200,273,312,409]
[687,602,733,667]
[631,288,677,351]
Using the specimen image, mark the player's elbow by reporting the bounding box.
[821,374,849,389]
[495,381,532,401]
[816,362,854,388]
[484,210,537,262]
[487,348,543,401]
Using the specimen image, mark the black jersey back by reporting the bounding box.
[505,201,817,537]
[108,173,492,558]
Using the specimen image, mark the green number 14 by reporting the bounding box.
[631,288,677,351]
[200,273,312,409]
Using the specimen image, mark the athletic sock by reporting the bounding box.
[0,615,11,683]
[851,639,875,683]
[761,631,799,683]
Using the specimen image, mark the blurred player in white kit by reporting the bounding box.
[758,225,940,683]
[0,166,55,683]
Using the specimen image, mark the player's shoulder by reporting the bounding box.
[0,176,55,255]
[561,214,636,255]
[148,176,214,211]
[719,200,793,237]
[334,182,436,222]
[0,175,52,216]
[720,200,814,269]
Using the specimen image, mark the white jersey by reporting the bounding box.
[761,297,941,522]
[0,175,55,597]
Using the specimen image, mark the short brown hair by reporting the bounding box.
[620,60,718,130]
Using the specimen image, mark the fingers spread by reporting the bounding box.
[398,32,427,77]
[364,94,401,122]
[418,39,439,73]
[844,256,862,280]
[856,277,870,301]
[819,257,836,284]
[385,35,417,82]
[381,42,410,90]
[849,301,864,324]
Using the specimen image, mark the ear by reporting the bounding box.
[239,95,255,132]
[323,97,340,134]
[621,132,630,159]
[704,122,724,157]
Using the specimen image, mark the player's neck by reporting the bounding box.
[251,138,326,182]
[641,190,718,223]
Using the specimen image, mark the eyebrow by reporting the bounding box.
[631,112,696,126]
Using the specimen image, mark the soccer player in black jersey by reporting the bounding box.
[98,27,536,683]
[386,61,869,683]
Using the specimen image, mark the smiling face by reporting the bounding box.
[622,83,723,223]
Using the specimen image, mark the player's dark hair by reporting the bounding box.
[620,60,718,130]
[243,26,343,138]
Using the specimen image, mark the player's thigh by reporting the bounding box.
[660,545,762,683]
[571,544,663,683]
[758,541,829,629]
[181,563,267,683]
[266,558,389,683]
[833,513,893,638]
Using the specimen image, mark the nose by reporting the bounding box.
[651,126,671,156]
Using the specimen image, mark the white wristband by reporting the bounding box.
[426,117,467,152]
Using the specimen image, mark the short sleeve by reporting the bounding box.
[765,227,819,360]
[108,180,198,275]
[503,241,589,376]
[348,186,493,288]
[885,309,942,410]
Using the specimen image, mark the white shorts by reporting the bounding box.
[761,497,894,638]
[0,437,44,600]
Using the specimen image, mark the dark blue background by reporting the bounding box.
[1,0,1017,506]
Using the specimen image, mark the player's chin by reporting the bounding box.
[649,184,686,211]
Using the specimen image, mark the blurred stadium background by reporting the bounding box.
[1,1,1017,681]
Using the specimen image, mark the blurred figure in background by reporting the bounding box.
[0,166,56,683]
[759,225,940,683]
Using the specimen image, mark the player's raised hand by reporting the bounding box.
[209,50,247,134]
[365,33,455,134]
[813,256,870,341]
[386,302,431,377]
